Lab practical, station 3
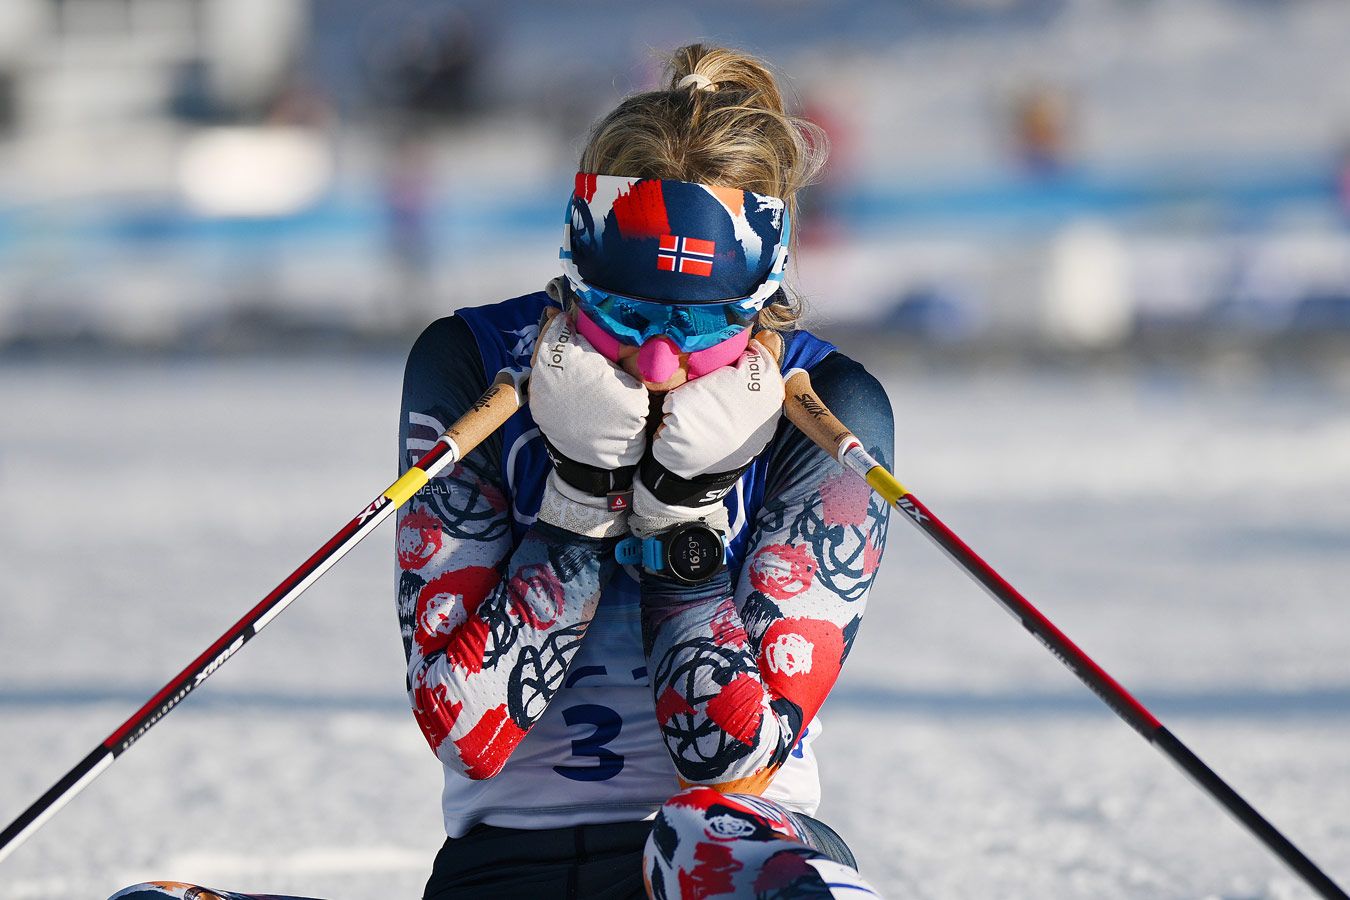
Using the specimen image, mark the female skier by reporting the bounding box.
[112,43,893,900]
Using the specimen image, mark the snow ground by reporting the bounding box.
[1,354,1348,899]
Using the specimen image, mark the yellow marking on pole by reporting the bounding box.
[384,468,430,507]
[866,466,909,506]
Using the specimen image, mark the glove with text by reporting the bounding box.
[530,311,650,538]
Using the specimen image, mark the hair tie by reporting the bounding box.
[677,73,715,92]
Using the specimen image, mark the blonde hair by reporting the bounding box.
[579,44,828,332]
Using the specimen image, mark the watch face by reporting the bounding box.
[668,526,724,583]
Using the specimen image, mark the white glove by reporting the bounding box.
[632,340,784,536]
[530,311,650,537]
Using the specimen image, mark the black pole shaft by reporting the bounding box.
[0,748,111,861]
[1154,728,1347,899]
[0,373,523,866]
[0,440,458,865]
[897,490,1347,900]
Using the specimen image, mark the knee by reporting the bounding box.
[652,786,734,838]
[660,786,723,819]
[650,786,785,855]
[647,787,718,870]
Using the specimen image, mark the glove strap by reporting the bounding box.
[638,453,746,509]
[542,436,636,499]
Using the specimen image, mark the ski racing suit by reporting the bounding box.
[404,292,893,898]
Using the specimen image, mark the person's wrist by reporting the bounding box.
[629,475,730,539]
[630,453,743,527]
[536,471,630,539]
[620,490,730,590]
[639,563,732,600]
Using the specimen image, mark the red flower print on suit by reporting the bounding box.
[753,850,816,894]
[410,681,462,752]
[414,566,501,671]
[704,673,765,746]
[679,842,742,898]
[764,630,813,677]
[747,543,817,600]
[758,617,845,717]
[710,598,746,646]
[397,506,443,571]
[506,563,566,630]
[453,703,527,779]
[863,535,883,576]
[820,468,872,527]
[656,685,696,725]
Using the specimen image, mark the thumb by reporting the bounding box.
[739,338,784,398]
[530,307,567,369]
[751,329,783,366]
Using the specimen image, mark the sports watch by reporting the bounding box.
[616,523,728,584]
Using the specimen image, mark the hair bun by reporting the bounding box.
[677,73,716,93]
[667,44,785,114]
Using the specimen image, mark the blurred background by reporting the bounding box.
[1,0,1350,354]
[3,2,1349,899]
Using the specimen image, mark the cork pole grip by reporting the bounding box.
[755,330,855,457]
[783,369,858,462]
[445,370,526,455]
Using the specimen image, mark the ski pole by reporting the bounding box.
[0,370,528,866]
[782,370,1348,900]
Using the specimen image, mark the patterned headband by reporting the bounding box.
[560,173,790,307]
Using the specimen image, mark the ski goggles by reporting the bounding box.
[575,292,764,352]
[560,173,790,351]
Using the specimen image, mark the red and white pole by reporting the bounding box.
[783,370,1347,900]
[0,372,525,866]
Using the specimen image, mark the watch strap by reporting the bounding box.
[644,536,667,574]
[613,535,670,573]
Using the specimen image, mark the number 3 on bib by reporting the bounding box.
[553,704,624,782]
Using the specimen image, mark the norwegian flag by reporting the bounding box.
[657,234,715,277]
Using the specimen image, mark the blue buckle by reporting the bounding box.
[614,535,670,575]
[615,536,643,567]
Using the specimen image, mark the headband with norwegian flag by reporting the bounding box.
[560,173,790,308]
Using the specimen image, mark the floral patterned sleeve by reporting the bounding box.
[396,316,620,780]
[641,352,893,793]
